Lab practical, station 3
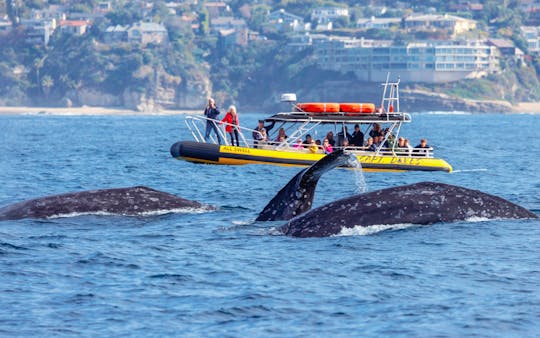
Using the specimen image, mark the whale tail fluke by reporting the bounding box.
[256,150,353,221]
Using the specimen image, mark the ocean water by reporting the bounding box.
[0,112,539,336]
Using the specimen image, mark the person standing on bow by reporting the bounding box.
[221,105,240,146]
[204,98,222,144]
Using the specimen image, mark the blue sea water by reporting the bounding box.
[0,112,539,336]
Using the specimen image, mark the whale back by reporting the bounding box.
[281,182,538,237]
[256,150,352,221]
[0,186,209,221]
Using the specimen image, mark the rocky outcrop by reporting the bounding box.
[254,80,515,114]
[401,89,513,113]
[176,75,211,109]
[60,77,211,111]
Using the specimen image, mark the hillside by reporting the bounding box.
[2,0,540,112]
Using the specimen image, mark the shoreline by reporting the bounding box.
[0,103,539,115]
[0,106,201,116]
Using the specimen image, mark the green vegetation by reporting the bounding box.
[1,0,540,109]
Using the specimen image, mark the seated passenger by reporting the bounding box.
[383,128,396,148]
[276,136,288,148]
[293,139,304,150]
[374,135,384,148]
[413,138,430,156]
[275,127,288,142]
[397,137,406,154]
[325,131,336,147]
[252,120,266,148]
[322,138,333,154]
[365,137,377,152]
[351,124,364,147]
[369,123,383,138]
[415,138,430,149]
[404,138,413,155]
[303,134,313,148]
[309,140,319,154]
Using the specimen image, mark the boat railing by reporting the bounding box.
[335,145,433,157]
[185,115,263,147]
[184,115,433,157]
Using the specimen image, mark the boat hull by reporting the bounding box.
[171,141,453,173]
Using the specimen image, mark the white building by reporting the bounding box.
[311,7,349,23]
[356,17,401,30]
[267,9,308,32]
[315,38,499,83]
[521,26,540,53]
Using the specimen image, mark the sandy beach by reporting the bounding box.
[511,102,540,113]
[0,106,201,116]
[0,103,539,115]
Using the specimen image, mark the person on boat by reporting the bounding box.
[204,98,222,144]
[325,131,336,147]
[253,120,267,148]
[337,126,352,146]
[404,138,413,155]
[293,138,304,150]
[275,128,288,143]
[369,123,383,139]
[373,135,383,148]
[276,136,289,149]
[413,138,430,156]
[220,105,240,146]
[351,124,364,147]
[365,137,377,152]
[322,138,333,154]
[397,137,407,155]
[342,139,353,150]
[383,128,396,148]
[303,134,313,148]
[309,140,319,154]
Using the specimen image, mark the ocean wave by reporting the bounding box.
[416,111,472,115]
[451,168,489,173]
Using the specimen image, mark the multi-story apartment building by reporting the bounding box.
[521,26,540,53]
[315,37,499,83]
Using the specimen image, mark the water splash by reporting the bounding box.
[336,223,421,236]
[346,153,367,194]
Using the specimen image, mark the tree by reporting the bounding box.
[41,75,53,99]
[33,57,44,93]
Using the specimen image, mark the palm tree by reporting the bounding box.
[41,75,54,100]
[33,57,44,94]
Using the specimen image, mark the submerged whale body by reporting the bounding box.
[280,182,539,238]
[256,149,353,221]
[254,151,538,237]
[0,186,211,221]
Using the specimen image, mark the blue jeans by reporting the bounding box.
[205,120,222,144]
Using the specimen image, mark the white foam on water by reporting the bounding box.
[463,216,492,223]
[451,168,488,173]
[335,223,421,236]
[232,220,252,226]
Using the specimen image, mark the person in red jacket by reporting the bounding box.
[221,105,240,146]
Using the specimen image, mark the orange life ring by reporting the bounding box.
[339,103,376,114]
[296,102,340,114]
